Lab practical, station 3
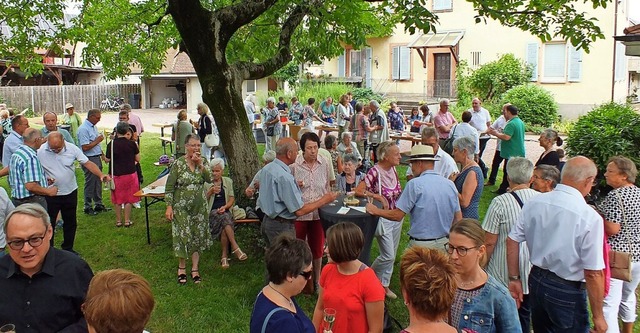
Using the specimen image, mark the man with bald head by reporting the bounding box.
[507,156,607,333]
[257,137,337,245]
[38,132,108,253]
[40,112,74,144]
[8,128,57,208]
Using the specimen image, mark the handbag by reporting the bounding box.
[608,190,632,282]
[204,133,219,147]
[265,125,275,137]
[108,137,116,190]
[442,124,457,155]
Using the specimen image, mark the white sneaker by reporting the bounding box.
[133,202,141,208]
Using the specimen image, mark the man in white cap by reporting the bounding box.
[61,103,82,145]
[367,145,461,250]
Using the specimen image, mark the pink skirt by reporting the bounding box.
[111,173,140,205]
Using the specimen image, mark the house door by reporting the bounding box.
[433,53,451,97]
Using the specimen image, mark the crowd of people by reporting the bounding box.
[0,94,637,333]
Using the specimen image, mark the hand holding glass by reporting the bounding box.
[322,308,336,333]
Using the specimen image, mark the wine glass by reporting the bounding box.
[322,308,336,333]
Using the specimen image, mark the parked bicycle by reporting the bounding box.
[100,94,125,111]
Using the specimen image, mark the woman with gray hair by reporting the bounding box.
[207,158,247,269]
[262,97,282,152]
[531,164,560,193]
[450,136,484,219]
[336,153,365,193]
[483,157,540,332]
[598,156,640,333]
[536,128,563,169]
[355,141,403,299]
[105,121,140,228]
[337,131,362,162]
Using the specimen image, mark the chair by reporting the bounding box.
[289,125,302,140]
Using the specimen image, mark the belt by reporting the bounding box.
[87,154,102,158]
[273,216,295,224]
[531,266,586,290]
[409,235,447,242]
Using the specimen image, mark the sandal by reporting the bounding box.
[232,247,248,261]
[116,221,123,227]
[191,270,201,284]
[177,266,187,285]
[221,258,230,269]
[124,221,132,227]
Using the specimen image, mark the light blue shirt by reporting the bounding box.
[396,170,460,239]
[77,119,102,156]
[0,187,15,248]
[41,127,74,145]
[37,141,90,196]
[257,158,304,220]
[9,145,47,199]
[2,132,22,166]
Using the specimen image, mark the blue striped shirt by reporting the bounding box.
[9,145,47,199]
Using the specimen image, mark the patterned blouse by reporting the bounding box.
[302,105,316,129]
[599,185,640,262]
[263,106,282,136]
[290,154,331,221]
[365,165,402,210]
[387,109,405,131]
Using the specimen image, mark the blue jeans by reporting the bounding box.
[529,266,589,333]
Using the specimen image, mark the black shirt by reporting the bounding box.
[198,116,213,142]
[0,248,94,333]
[107,137,139,176]
[536,150,560,169]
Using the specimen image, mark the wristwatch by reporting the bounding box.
[508,275,521,281]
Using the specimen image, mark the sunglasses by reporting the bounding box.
[298,270,313,280]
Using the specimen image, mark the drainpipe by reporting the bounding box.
[611,0,620,102]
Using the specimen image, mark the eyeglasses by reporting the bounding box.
[444,242,479,257]
[298,270,313,280]
[7,229,48,250]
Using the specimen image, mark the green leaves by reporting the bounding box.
[566,102,640,185]
[501,84,558,127]
[467,54,533,102]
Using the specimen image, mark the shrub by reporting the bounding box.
[501,84,558,128]
[566,102,640,186]
[468,54,532,102]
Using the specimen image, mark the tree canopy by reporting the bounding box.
[0,0,611,196]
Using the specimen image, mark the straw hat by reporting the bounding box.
[65,103,74,109]
[407,145,439,162]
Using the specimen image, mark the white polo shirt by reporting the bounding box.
[37,141,90,196]
[509,184,605,281]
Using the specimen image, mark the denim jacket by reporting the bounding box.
[454,275,522,333]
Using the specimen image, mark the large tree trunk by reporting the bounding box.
[200,70,261,198]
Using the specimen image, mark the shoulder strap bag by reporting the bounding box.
[608,190,632,282]
[108,136,116,190]
[442,124,457,155]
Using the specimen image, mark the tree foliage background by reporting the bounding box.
[0,0,611,189]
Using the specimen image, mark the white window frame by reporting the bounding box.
[615,42,627,82]
[392,46,411,81]
[246,79,256,93]
[433,0,452,11]
[541,43,567,83]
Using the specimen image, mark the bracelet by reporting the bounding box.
[508,275,520,281]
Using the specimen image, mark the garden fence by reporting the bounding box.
[0,84,140,115]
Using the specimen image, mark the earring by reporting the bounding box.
[404,301,409,306]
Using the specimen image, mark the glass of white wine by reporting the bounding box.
[322,308,336,333]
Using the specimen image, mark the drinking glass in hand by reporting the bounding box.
[322,308,336,333]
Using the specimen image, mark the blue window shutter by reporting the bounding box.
[399,46,411,80]
[526,42,538,82]
[392,47,400,80]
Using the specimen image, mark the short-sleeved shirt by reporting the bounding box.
[244,101,256,125]
[387,109,405,131]
[396,170,461,239]
[264,107,283,136]
[290,155,331,221]
[468,107,492,135]
[433,111,456,139]
[369,109,389,144]
[405,148,458,179]
[491,116,507,150]
[37,141,90,196]
[276,102,288,112]
[355,113,370,142]
[301,105,316,130]
[598,185,640,262]
[483,188,540,293]
[2,131,23,166]
[0,188,14,248]
[249,292,314,333]
[172,121,193,155]
[127,112,144,136]
[258,158,305,220]
[0,248,94,332]
[450,123,480,154]
[61,112,83,142]
[77,119,102,156]
[365,165,402,209]
[319,102,335,117]
[106,137,139,176]
[500,116,525,159]
[319,263,385,333]
[509,184,605,281]
[9,145,47,199]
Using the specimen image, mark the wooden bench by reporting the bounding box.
[235,218,260,224]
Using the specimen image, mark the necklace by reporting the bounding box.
[461,160,474,172]
[268,283,293,308]
[458,279,475,287]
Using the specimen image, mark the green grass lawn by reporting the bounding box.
[3,133,635,332]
